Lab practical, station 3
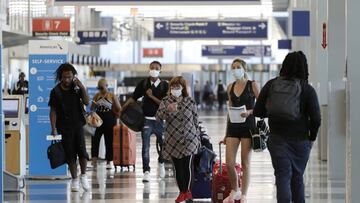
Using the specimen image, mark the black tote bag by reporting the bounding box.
[47,140,67,169]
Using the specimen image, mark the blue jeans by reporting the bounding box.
[268,134,312,203]
[142,119,165,173]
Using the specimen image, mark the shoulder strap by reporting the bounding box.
[230,82,236,93]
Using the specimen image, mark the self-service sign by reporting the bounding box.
[143,48,163,57]
[77,30,108,45]
[32,18,70,37]
[154,20,268,39]
[28,40,68,176]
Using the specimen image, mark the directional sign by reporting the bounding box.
[154,20,268,39]
[77,30,108,45]
[32,18,70,37]
[202,45,271,57]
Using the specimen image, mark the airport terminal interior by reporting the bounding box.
[0,0,360,202]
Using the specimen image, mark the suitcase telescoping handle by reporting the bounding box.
[219,141,225,174]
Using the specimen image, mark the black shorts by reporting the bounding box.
[59,126,89,165]
[226,122,255,139]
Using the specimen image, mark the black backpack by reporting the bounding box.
[266,77,302,121]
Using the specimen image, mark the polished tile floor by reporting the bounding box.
[5,111,345,203]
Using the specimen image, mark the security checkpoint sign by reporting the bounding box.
[202,45,271,57]
[77,30,108,45]
[154,20,268,39]
[32,18,70,37]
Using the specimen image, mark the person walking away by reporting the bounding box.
[90,78,121,170]
[222,59,260,203]
[254,51,321,203]
[12,72,29,95]
[216,80,226,110]
[120,61,169,182]
[194,80,201,107]
[156,76,200,203]
[49,63,90,192]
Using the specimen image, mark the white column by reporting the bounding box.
[327,0,346,180]
[346,0,360,201]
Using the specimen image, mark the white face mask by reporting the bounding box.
[149,70,160,78]
[232,68,245,79]
[171,88,183,97]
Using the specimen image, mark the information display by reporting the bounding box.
[3,99,19,118]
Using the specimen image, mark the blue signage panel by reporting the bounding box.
[292,10,310,37]
[154,20,268,39]
[202,45,271,57]
[29,54,68,176]
[77,30,108,45]
[278,39,292,49]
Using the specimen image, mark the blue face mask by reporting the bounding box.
[232,68,245,79]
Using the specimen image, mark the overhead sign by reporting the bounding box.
[143,48,163,57]
[32,18,70,37]
[202,45,271,57]
[154,20,268,39]
[55,0,260,5]
[292,10,310,37]
[77,30,108,45]
[278,39,292,49]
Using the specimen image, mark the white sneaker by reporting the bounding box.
[159,163,166,179]
[223,189,241,203]
[241,194,246,203]
[71,178,80,192]
[106,161,114,170]
[142,171,150,182]
[80,174,90,191]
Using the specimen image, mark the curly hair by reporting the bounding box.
[55,63,77,83]
[280,51,309,80]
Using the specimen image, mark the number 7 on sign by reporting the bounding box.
[54,21,61,29]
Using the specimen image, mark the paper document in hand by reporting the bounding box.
[228,105,247,123]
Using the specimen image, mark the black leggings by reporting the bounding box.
[91,111,116,161]
[172,155,194,192]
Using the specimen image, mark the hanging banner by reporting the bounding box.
[32,18,71,37]
[28,40,68,177]
[154,20,268,39]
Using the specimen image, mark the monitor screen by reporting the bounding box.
[3,99,19,118]
[25,97,29,114]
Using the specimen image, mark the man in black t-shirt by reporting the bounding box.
[48,63,90,192]
[121,61,169,182]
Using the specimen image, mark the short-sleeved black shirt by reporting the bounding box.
[132,78,169,117]
[48,84,84,130]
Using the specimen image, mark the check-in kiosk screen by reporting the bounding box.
[3,99,19,118]
[25,97,29,114]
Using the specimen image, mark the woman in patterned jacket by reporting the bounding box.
[156,76,200,203]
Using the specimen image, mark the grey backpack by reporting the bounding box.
[266,77,302,121]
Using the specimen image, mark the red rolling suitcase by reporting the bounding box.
[212,143,242,203]
[113,122,136,171]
